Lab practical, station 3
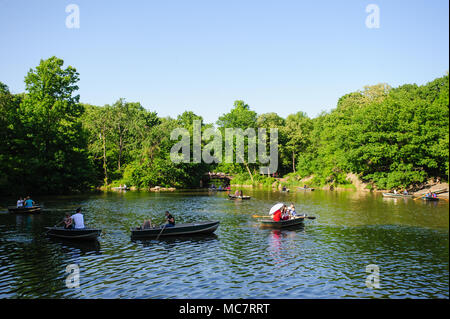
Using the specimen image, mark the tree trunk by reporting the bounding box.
[102,129,108,186]
[118,131,122,171]
[292,150,296,173]
[244,160,254,184]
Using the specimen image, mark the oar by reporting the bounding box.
[156,224,167,240]
[45,220,64,235]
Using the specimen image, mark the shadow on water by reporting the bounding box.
[46,238,102,255]
[131,233,219,247]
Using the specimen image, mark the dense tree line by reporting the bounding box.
[0,57,448,195]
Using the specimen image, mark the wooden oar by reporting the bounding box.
[156,224,167,240]
[45,220,64,234]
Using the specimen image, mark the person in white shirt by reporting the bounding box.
[71,207,85,229]
[17,197,24,208]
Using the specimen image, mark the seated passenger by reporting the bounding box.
[24,196,35,208]
[281,205,290,220]
[288,204,297,218]
[63,213,73,229]
[272,209,282,222]
[17,197,24,208]
[142,219,153,229]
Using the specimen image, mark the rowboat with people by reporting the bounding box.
[8,206,42,213]
[259,216,307,228]
[45,227,102,240]
[382,193,413,198]
[111,186,130,191]
[254,203,316,228]
[228,195,251,200]
[130,221,220,239]
[297,187,315,191]
[422,197,439,202]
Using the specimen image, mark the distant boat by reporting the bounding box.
[111,186,130,191]
[297,187,315,191]
[8,206,42,213]
[228,195,251,200]
[382,193,413,198]
[422,197,439,202]
[45,227,102,240]
[130,221,220,238]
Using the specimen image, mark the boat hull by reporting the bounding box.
[260,216,305,228]
[297,188,315,191]
[8,206,42,213]
[423,197,439,201]
[228,195,251,200]
[45,227,102,240]
[382,193,413,198]
[131,221,220,238]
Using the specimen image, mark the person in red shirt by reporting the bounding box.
[273,209,282,221]
[272,204,287,222]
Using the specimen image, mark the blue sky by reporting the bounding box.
[0,0,448,123]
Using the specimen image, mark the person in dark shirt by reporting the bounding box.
[165,211,175,227]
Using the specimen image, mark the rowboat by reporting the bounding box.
[422,197,439,201]
[382,193,413,198]
[297,187,315,191]
[111,186,130,191]
[208,188,228,192]
[259,216,306,228]
[45,227,102,240]
[228,195,251,200]
[131,221,220,238]
[8,206,42,213]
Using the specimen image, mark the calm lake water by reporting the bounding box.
[0,189,448,299]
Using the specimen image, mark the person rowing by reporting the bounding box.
[71,207,85,229]
[164,211,175,227]
[24,196,35,208]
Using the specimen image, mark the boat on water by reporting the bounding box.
[208,188,228,192]
[111,186,130,191]
[8,206,42,213]
[228,195,251,200]
[45,227,102,240]
[259,216,306,228]
[423,197,439,201]
[297,187,315,191]
[131,221,220,238]
[382,193,413,198]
